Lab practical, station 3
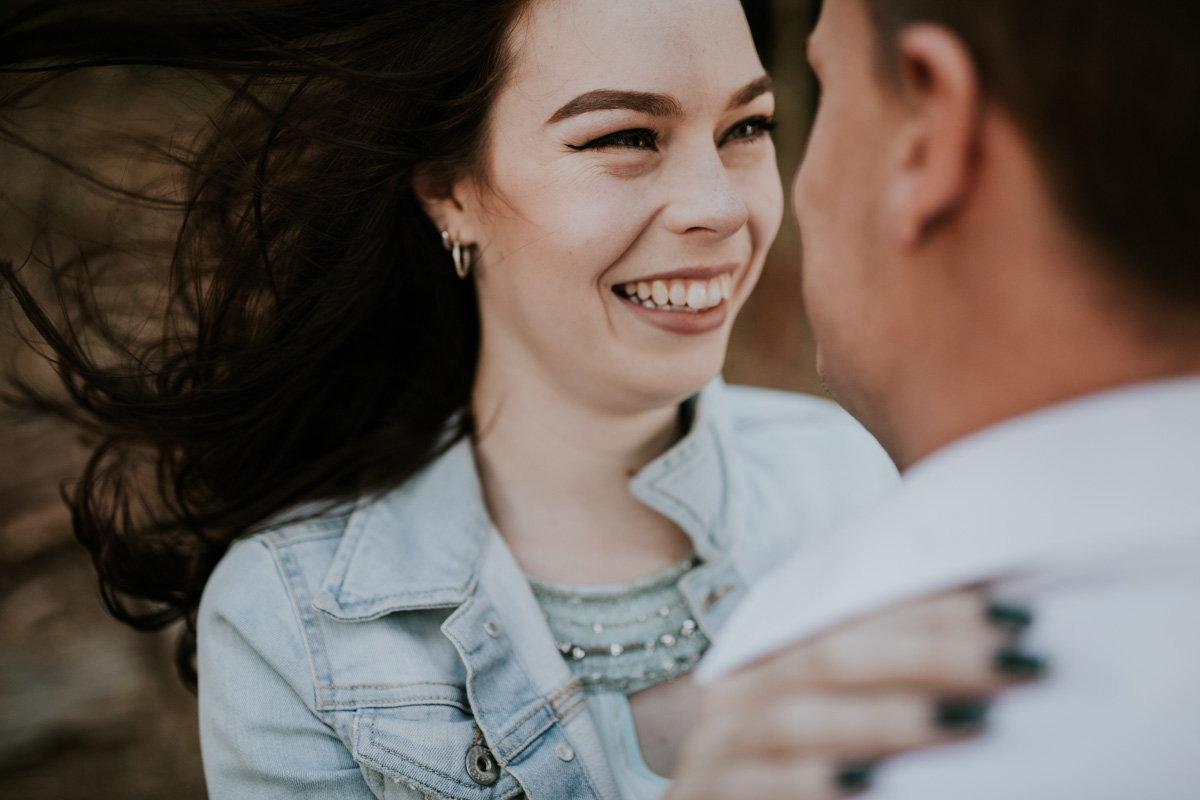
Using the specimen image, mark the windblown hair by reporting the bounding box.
[858,0,1200,307]
[0,0,532,686]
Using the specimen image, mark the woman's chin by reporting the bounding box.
[613,351,727,411]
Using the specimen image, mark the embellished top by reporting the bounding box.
[529,555,711,800]
[528,555,710,696]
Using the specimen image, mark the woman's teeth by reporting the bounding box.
[618,275,734,312]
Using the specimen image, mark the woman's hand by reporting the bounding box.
[668,589,1040,800]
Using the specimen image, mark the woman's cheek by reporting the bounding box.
[553,187,659,269]
[743,154,785,252]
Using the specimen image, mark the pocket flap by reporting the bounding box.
[353,706,524,800]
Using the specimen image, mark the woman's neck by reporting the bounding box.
[471,370,695,585]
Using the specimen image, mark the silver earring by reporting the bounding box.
[441,230,473,279]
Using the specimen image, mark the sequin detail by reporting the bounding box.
[529,556,709,694]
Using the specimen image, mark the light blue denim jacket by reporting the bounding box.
[196,380,898,799]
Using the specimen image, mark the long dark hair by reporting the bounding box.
[0,0,531,687]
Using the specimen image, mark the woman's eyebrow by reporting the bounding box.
[547,75,774,125]
[727,75,774,110]
[547,90,683,124]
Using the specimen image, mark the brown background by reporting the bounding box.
[0,2,817,796]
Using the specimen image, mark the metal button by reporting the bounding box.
[555,741,575,762]
[465,744,501,785]
[483,619,501,638]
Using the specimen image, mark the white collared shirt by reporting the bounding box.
[700,376,1200,799]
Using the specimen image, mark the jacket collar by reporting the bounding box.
[630,377,735,561]
[313,378,736,621]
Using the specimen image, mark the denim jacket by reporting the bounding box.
[196,379,898,800]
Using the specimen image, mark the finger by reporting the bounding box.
[712,626,1004,702]
[814,590,1043,688]
[813,624,1006,690]
[669,758,855,800]
[715,691,984,759]
[713,593,1016,700]
[817,590,998,651]
[686,692,977,774]
[842,590,991,638]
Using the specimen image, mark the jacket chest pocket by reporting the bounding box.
[353,706,525,800]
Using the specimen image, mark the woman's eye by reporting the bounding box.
[568,129,659,151]
[722,115,778,144]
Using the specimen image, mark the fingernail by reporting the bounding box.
[934,699,990,731]
[993,648,1046,679]
[835,761,875,793]
[986,603,1034,630]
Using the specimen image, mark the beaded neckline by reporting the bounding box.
[528,555,710,694]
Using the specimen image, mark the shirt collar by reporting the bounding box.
[313,378,736,620]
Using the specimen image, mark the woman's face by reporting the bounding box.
[450,0,782,413]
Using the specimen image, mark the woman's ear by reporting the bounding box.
[884,23,982,248]
[414,171,478,245]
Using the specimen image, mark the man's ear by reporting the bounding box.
[885,23,982,248]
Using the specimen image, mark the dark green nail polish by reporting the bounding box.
[986,603,1034,629]
[836,761,875,793]
[934,699,990,731]
[994,648,1046,678]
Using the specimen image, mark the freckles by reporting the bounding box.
[490,158,657,274]
[733,157,783,200]
[576,183,655,237]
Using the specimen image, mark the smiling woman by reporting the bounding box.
[427,0,783,421]
[0,1,988,798]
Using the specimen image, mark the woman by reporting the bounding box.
[0,0,1026,797]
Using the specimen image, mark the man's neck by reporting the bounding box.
[889,301,1200,471]
[861,122,1200,472]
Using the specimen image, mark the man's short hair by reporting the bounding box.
[859,0,1200,307]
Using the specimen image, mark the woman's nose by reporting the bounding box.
[660,148,750,239]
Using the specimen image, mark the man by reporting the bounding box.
[671,0,1200,797]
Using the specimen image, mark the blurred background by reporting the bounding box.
[0,1,818,797]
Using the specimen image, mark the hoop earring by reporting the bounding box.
[441,230,474,279]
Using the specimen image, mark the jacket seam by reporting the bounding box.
[261,521,350,546]
[318,698,471,711]
[362,715,523,797]
[489,663,581,756]
[268,538,338,726]
[555,694,586,723]
[492,694,548,753]
[329,586,471,605]
[324,681,465,690]
[498,716,556,767]
[546,677,581,711]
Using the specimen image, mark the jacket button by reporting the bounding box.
[555,742,575,762]
[483,619,502,638]
[466,744,501,785]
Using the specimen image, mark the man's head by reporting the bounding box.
[795,0,1200,467]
